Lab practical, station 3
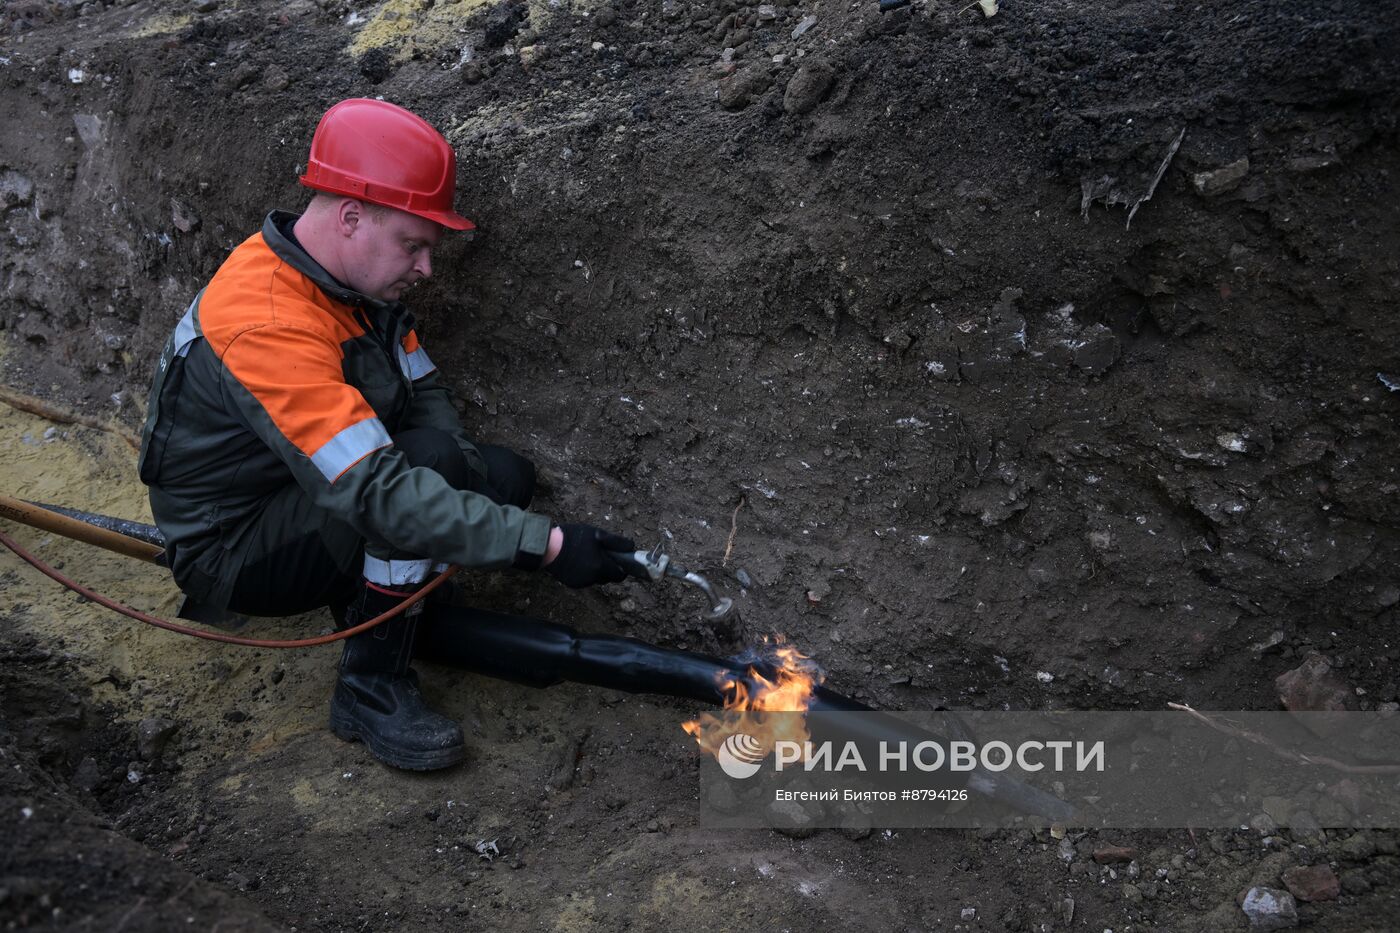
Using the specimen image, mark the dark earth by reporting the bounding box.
[2,0,1400,928]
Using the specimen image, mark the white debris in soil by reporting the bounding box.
[1215,432,1247,452]
[1036,671,1055,684]
[67,68,84,83]
[474,839,500,861]
[961,906,977,919]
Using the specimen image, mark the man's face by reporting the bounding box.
[340,203,445,303]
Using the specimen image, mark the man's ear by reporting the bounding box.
[336,198,364,238]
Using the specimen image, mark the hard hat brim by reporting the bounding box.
[411,207,477,231]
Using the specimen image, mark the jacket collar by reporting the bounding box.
[261,210,405,318]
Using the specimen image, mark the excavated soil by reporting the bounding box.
[3,0,1400,929]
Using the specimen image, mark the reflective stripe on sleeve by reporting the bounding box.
[173,294,202,358]
[310,417,392,483]
[401,346,437,381]
[363,555,433,586]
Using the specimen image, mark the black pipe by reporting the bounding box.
[28,501,167,547]
[417,607,1074,822]
[37,505,1072,820]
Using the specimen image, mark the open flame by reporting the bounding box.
[682,638,824,760]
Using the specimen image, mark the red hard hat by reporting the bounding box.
[298,98,475,231]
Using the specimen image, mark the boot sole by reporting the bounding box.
[330,710,468,771]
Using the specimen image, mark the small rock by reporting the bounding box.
[1093,845,1138,864]
[1275,652,1355,712]
[1192,158,1250,196]
[1338,832,1375,861]
[194,0,219,11]
[1280,865,1340,903]
[270,668,285,685]
[706,778,741,813]
[1339,868,1371,894]
[1059,897,1075,925]
[783,60,834,115]
[518,44,544,68]
[791,13,817,38]
[769,797,818,838]
[171,198,200,233]
[1287,150,1340,173]
[960,907,976,920]
[0,170,34,210]
[593,7,617,26]
[72,756,102,792]
[1071,323,1120,375]
[1240,886,1298,930]
[229,61,259,90]
[756,4,777,21]
[225,870,250,892]
[839,811,873,840]
[263,65,290,91]
[358,47,395,83]
[1328,778,1365,815]
[137,718,178,761]
[223,709,249,723]
[717,66,771,111]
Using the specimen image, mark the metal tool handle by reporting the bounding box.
[607,547,669,582]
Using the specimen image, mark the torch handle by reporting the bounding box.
[607,548,667,582]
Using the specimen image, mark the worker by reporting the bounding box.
[138,98,634,771]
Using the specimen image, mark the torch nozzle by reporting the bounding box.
[610,546,738,627]
[678,569,736,623]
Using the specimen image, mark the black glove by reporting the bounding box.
[545,523,636,589]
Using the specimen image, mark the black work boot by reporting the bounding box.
[329,581,467,771]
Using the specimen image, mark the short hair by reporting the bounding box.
[308,191,391,222]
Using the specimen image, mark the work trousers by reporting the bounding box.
[224,428,535,617]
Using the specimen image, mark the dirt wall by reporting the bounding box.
[2,0,1399,929]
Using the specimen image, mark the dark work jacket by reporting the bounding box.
[138,211,549,608]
